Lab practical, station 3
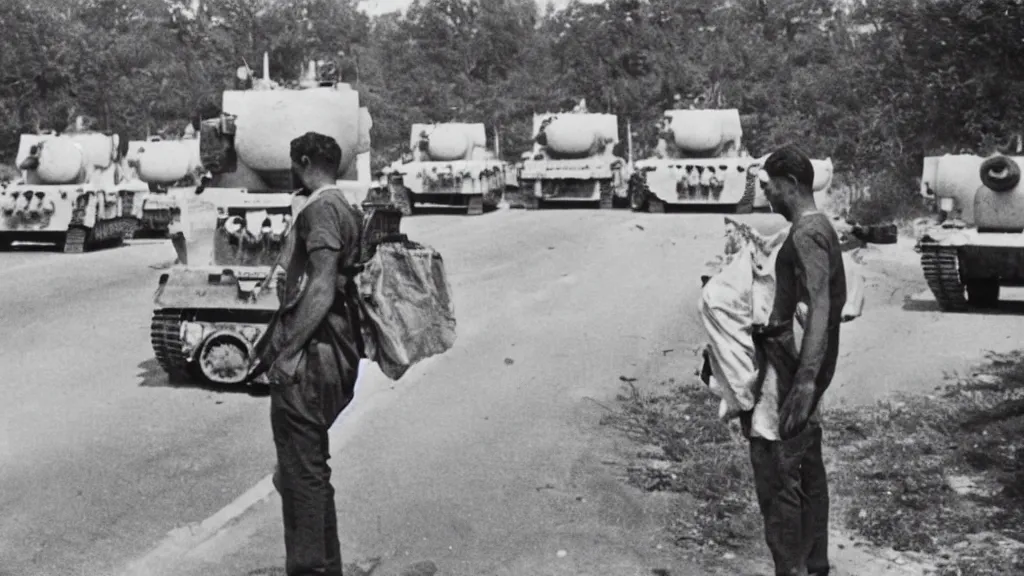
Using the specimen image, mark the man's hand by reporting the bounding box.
[241,356,270,385]
[779,379,816,439]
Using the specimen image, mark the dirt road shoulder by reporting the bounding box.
[603,236,1024,575]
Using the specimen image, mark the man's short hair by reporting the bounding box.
[763,144,815,189]
[290,132,342,170]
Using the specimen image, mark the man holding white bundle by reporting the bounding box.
[751,144,847,576]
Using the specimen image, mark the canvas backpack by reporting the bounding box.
[341,202,457,381]
[256,191,457,382]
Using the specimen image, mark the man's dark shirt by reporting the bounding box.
[265,189,363,414]
[769,212,847,399]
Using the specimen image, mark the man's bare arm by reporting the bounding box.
[791,230,833,389]
[272,248,340,362]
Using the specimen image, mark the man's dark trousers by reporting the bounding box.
[749,424,830,576]
[747,330,831,576]
[270,347,355,576]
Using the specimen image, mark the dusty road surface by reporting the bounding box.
[2,207,1023,576]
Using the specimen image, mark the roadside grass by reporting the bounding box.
[603,351,1024,575]
[599,379,763,553]
[826,351,1024,575]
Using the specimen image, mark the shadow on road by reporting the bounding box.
[408,204,501,216]
[136,358,270,397]
[902,295,1024,316]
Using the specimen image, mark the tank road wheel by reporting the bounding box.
[966,280,1001,308]
[647,196,666,213]
[517,180,541,210]
[919,244,969,312]
[628,174,648,212]
[467,195,485,216]
[599,180,614,210]
[196,332,252,387]
[151,308,194,380]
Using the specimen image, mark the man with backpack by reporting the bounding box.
[247,131,364,576]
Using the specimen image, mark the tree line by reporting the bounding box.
[1,0,1022,216]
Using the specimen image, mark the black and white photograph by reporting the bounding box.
[1,0,1022,575]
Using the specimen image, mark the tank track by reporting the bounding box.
[63,218,133,254]
[919,244,968,311]
[735,168,757,214]
[467,195,484,216]
[151,308,193,378]
[63,227,90,254]
[599,180,614,209]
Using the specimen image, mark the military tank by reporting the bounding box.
[0,121,138,252]
[628,109,835,213]
[375,123,508,215]
[516,106,628,209]
[123,134,203,237]
[150,54,384,386]
[917,152,1024,311]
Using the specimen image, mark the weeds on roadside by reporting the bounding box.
[604,351,1024,575]
[599,380,762,550]
[825,351,1024,574]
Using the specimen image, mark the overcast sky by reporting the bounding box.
[357,0,605,17]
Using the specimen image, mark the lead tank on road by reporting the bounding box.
[917,153,1024,311]
[123,134,203,237]
[150,55,385,386]
[375,123,508,215]
[628,109,834,213]
[0,123,138,252]
[516,106,628,210]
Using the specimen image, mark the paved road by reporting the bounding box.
[0,208,741,576]
[3,207,1023,576]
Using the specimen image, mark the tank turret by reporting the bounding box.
[534,114,618,159]
[129,138,202,185]
[658,109,743,158]
[410,123,487,162]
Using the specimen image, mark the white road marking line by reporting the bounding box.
[118,360,386,576]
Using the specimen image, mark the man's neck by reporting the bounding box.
[305,178,336,193]
[788,201,819,226]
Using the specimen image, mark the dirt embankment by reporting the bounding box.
[606,235,1024,576]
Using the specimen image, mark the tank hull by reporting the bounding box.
[629,155,833,214]
[0,183,138,252]
[629,157,758,213]
[151,267,278,385]
[381,159,507,215]
[917,225,1024,311]
[516,157,627,209]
